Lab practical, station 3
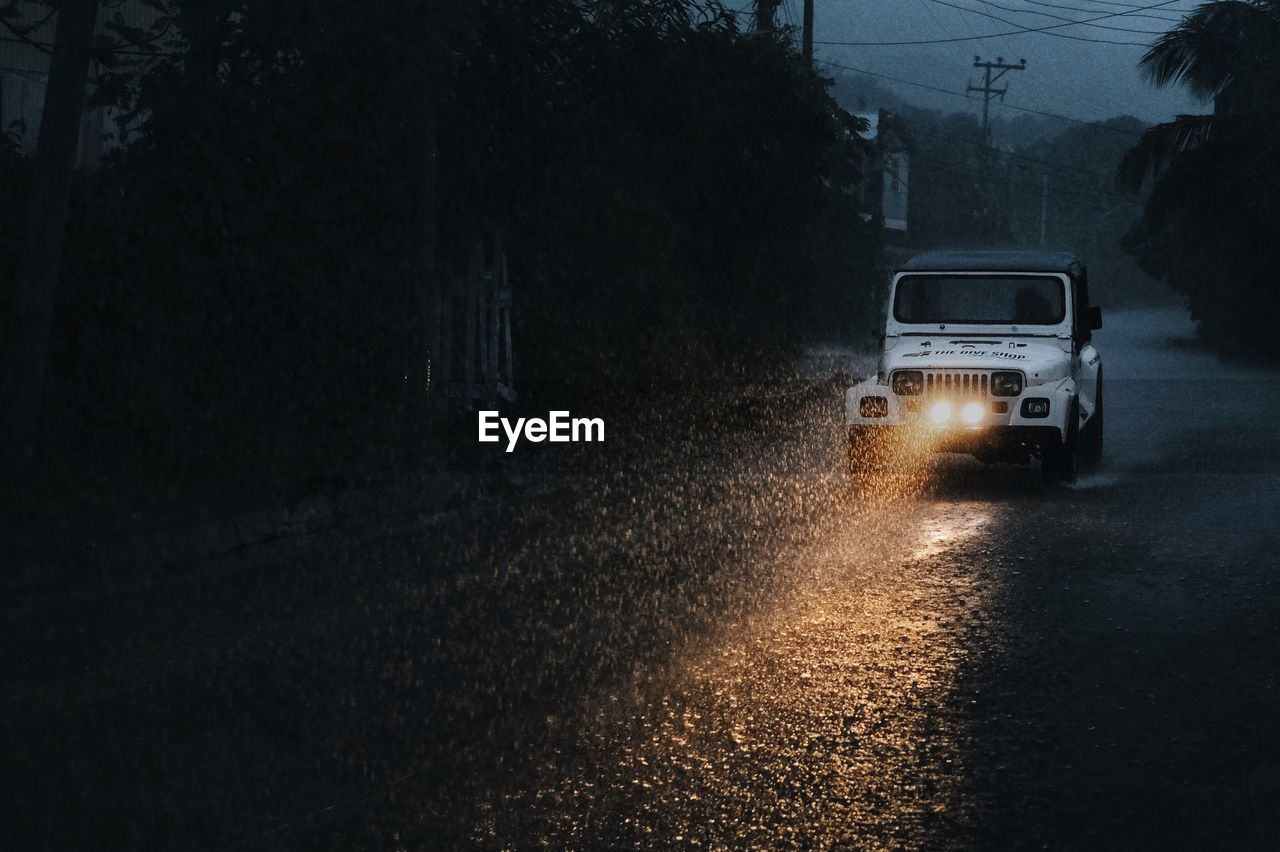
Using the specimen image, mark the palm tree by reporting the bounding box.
[1117,1,1280,355]
[1118,0,1280,189]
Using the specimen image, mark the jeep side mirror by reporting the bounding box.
[1086,306,1103,331]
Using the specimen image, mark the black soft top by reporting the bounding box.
[898,250,1085,278]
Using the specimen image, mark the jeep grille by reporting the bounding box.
[924,371,990,396]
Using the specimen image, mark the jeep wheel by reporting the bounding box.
[1041,398,1080,484]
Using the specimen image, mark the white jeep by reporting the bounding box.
[845,250,1104,483]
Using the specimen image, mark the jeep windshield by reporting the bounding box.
[894,275,1066,325]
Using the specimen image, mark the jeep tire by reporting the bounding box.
[1083,373,1104,468]
[1042,398,1080,484]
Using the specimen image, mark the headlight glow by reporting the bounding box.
[961,401,984,425]
[930,400,952,426]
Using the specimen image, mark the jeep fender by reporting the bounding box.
[1025,377,1078,443]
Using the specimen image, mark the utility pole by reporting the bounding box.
[802,0,814,67]
[754,0,780,34]
[967,56,1026,144]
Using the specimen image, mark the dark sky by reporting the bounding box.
[731,1,1206,125]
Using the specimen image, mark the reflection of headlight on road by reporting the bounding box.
[961,401,984,425]
[930,401,952,425]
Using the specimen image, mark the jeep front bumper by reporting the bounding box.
[844,377,1076,443]
[848,423,1063,458]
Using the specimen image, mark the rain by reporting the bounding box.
[3,1,1280,849]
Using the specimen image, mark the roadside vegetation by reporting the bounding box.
[0,0,882,515]
[1117,0,1280,359]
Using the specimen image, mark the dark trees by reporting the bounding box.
[1117,0,1280,357]
[1,0,98,473]
[2,0,881,504]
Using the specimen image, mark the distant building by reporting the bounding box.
[0,0,162,166]
[853,108,912,236]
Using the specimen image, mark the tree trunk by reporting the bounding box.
[1,0,98,474]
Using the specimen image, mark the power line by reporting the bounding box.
[826,58,972,98]
[0,64,50,82]
[753,0,780,33]
[817,31,1148,48]
[817,58,1146,137]
[0,33,176,57]
[1017,0,1187,22]
[934,0,1168,34]
[813,0,1186,46]
[780,0,796,28]
[916,0,963,40]
[1022,0,1191,17]
[1,18,51,54]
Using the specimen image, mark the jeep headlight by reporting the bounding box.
[891,370,924,396]
[991,371,1024,397]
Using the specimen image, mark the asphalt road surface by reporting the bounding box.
[450,306,1280,849]
[9,306,1280,850]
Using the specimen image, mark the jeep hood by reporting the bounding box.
[881,336,1071,385]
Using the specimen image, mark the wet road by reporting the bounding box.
[453,307,1280,849]
[8,306,1280,850]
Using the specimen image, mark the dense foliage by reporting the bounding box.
[2,0,882,502]
[1117,0,1280,358]
[439,1,881,392]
